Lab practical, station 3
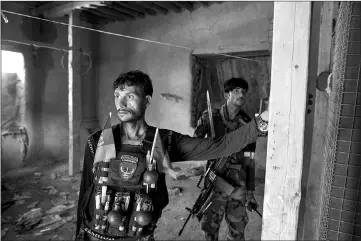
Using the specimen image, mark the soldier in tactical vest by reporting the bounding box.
[194,77,260,241]
[75,71,269,241]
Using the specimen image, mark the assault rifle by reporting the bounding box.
[178,91,235,236]
[178,155,235,236]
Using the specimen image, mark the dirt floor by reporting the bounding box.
[1,160,265,241]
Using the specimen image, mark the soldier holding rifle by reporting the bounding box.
[190,77,264,241]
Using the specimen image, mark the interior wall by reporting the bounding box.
[1,2,69,169]
[97,1,274,135]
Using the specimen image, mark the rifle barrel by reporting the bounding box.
[178,211,192,236]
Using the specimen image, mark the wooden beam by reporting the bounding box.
[68,10,82,176]
[154,2,181,13]
[261,2,312,240]
[34,1,106,19]
[109,3,145,18]
[80,11,111,25]
[173,2,194,11]
[116,2,157,16]
[83,9,122,22]
[199,1,209,7]
[94,6,134,20]
[141,2,168,15]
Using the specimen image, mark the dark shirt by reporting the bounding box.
[193,105,256,191]
[76,119,260,236]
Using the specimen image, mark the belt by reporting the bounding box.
[84,227,152,241]
[82,218,152,241]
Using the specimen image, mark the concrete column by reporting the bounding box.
[69,10,82,176]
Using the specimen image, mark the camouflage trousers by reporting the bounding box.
[200,193,248,241]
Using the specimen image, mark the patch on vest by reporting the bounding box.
[119,155,138,180]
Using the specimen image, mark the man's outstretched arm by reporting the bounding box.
[169,115,267,162]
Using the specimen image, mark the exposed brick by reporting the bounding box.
[331,197,343,209]
[352,2,361,14]
[329,219,340,231]
[344,81,359,93]
[343,93,357,104]
[340,221,354,234]
[339,141,351,153]
[328,230,339,240]
[357,95,361,105]
[337,152,350,164]
[332,186,346,198]
[345,67,360,79]
[356,106,361,117]
[331,208,342,219]
[356,213,361,224]
[344,80,360,92]
[343,199,358,212]
[335,164,349,176]
[340,117,355,128]
[351,142,361,154]
[355,118,361,129]
[345,188,359,201]
[346,177,360,190]
[352,235,360,241]
[357,202,361,213]
[350,15,361,27]
[339,232,353,241]
[349,154,360,166]
[352,130,361,142]
[347,41,361,55]
[346,54,361,67]
[340,129,353,140]
[334,175,347,187]
[341,210,356,222]
[354,225,361,236]
[341,105,355,117]
[349,29,361,42]
[348,166,361,178]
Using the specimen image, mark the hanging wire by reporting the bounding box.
[1,9,269,64]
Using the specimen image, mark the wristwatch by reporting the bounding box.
[255,115,268,134]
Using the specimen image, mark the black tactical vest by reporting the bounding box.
[80,126,169,240]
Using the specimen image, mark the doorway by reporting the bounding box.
[1,50,28,172]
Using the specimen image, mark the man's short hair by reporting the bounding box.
[223,77,249,93]
[113,70,154,97]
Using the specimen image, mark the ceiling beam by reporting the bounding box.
[82,8,123,22]
[32,1,106,19]
[95,6,135,20]
[109,3,145,18]
[141,2,168,15]
[154,2,181,13]
[80,10,112,25]
[174,2,194,12]
[117,2,157,16]
[199,2,209,7]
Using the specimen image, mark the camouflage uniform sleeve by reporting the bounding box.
[193,111,209,138]
[168,119,260,162]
